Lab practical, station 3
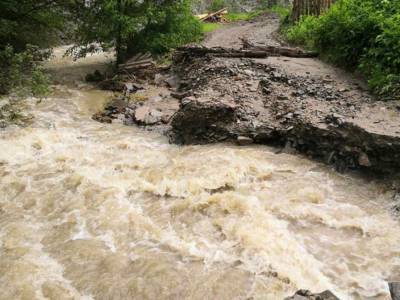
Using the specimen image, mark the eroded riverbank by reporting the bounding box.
[1,79,400,299]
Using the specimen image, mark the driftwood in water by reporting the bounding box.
[119,59,154,69]
[176,46,269,59]
[125,53,152,64]
[118,53,155,72]
[241,38,318,58]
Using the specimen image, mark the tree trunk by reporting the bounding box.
[115,0,124,67]
[241,39,318,58]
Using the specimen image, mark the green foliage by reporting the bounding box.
[226,12,257,22]
[128,1,202,55]
[72,0,202,61]
[360,13,400,98]
[0,45,50,97]
[0,0,71,52]
[208,0,226,12]
[0,1,74,97]
[286,15,320,49]
[286,0,400,99]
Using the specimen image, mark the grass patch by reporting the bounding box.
[225,6,290,22]
[201,22,223,33]
[226,11,263,22]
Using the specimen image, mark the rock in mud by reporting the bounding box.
[92,113,112,123]
[133,105,163,125]
[164,75,179,88]
[358,152,371,167]
[389,282,400,300]
[92,99,127,123]
[98,79,125,92]
[154,73,166,86]
[171,91,192,100]
[284,290,339,300]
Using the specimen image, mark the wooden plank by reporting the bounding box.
[125,52,152,65]
[125,53,142,65]
[118,59,154,69]
[121,63,154,72]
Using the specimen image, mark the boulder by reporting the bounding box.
[171,96,237,144]
[358,152,371,167]
[98,79,125,92]
[164,75,179,88]
[389,282,400,300]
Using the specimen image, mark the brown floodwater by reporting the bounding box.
[0,48,399,300]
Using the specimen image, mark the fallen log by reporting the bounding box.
[241,38,318,58]
[176,46,269,59]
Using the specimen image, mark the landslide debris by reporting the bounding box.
[93,14,400,174]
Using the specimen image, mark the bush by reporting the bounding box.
[201,23,223,33]
[360,14,400,98]
[0,45,50,97]
[286,15,320,49]
[286,0,400,99]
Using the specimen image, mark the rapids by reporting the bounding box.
[0,48,399,300]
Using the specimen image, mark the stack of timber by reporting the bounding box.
[196,8,228,23]
[118,53,155,73]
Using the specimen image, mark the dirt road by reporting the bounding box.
[201,13,400,139]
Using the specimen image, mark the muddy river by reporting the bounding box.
[0,49,399,300]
